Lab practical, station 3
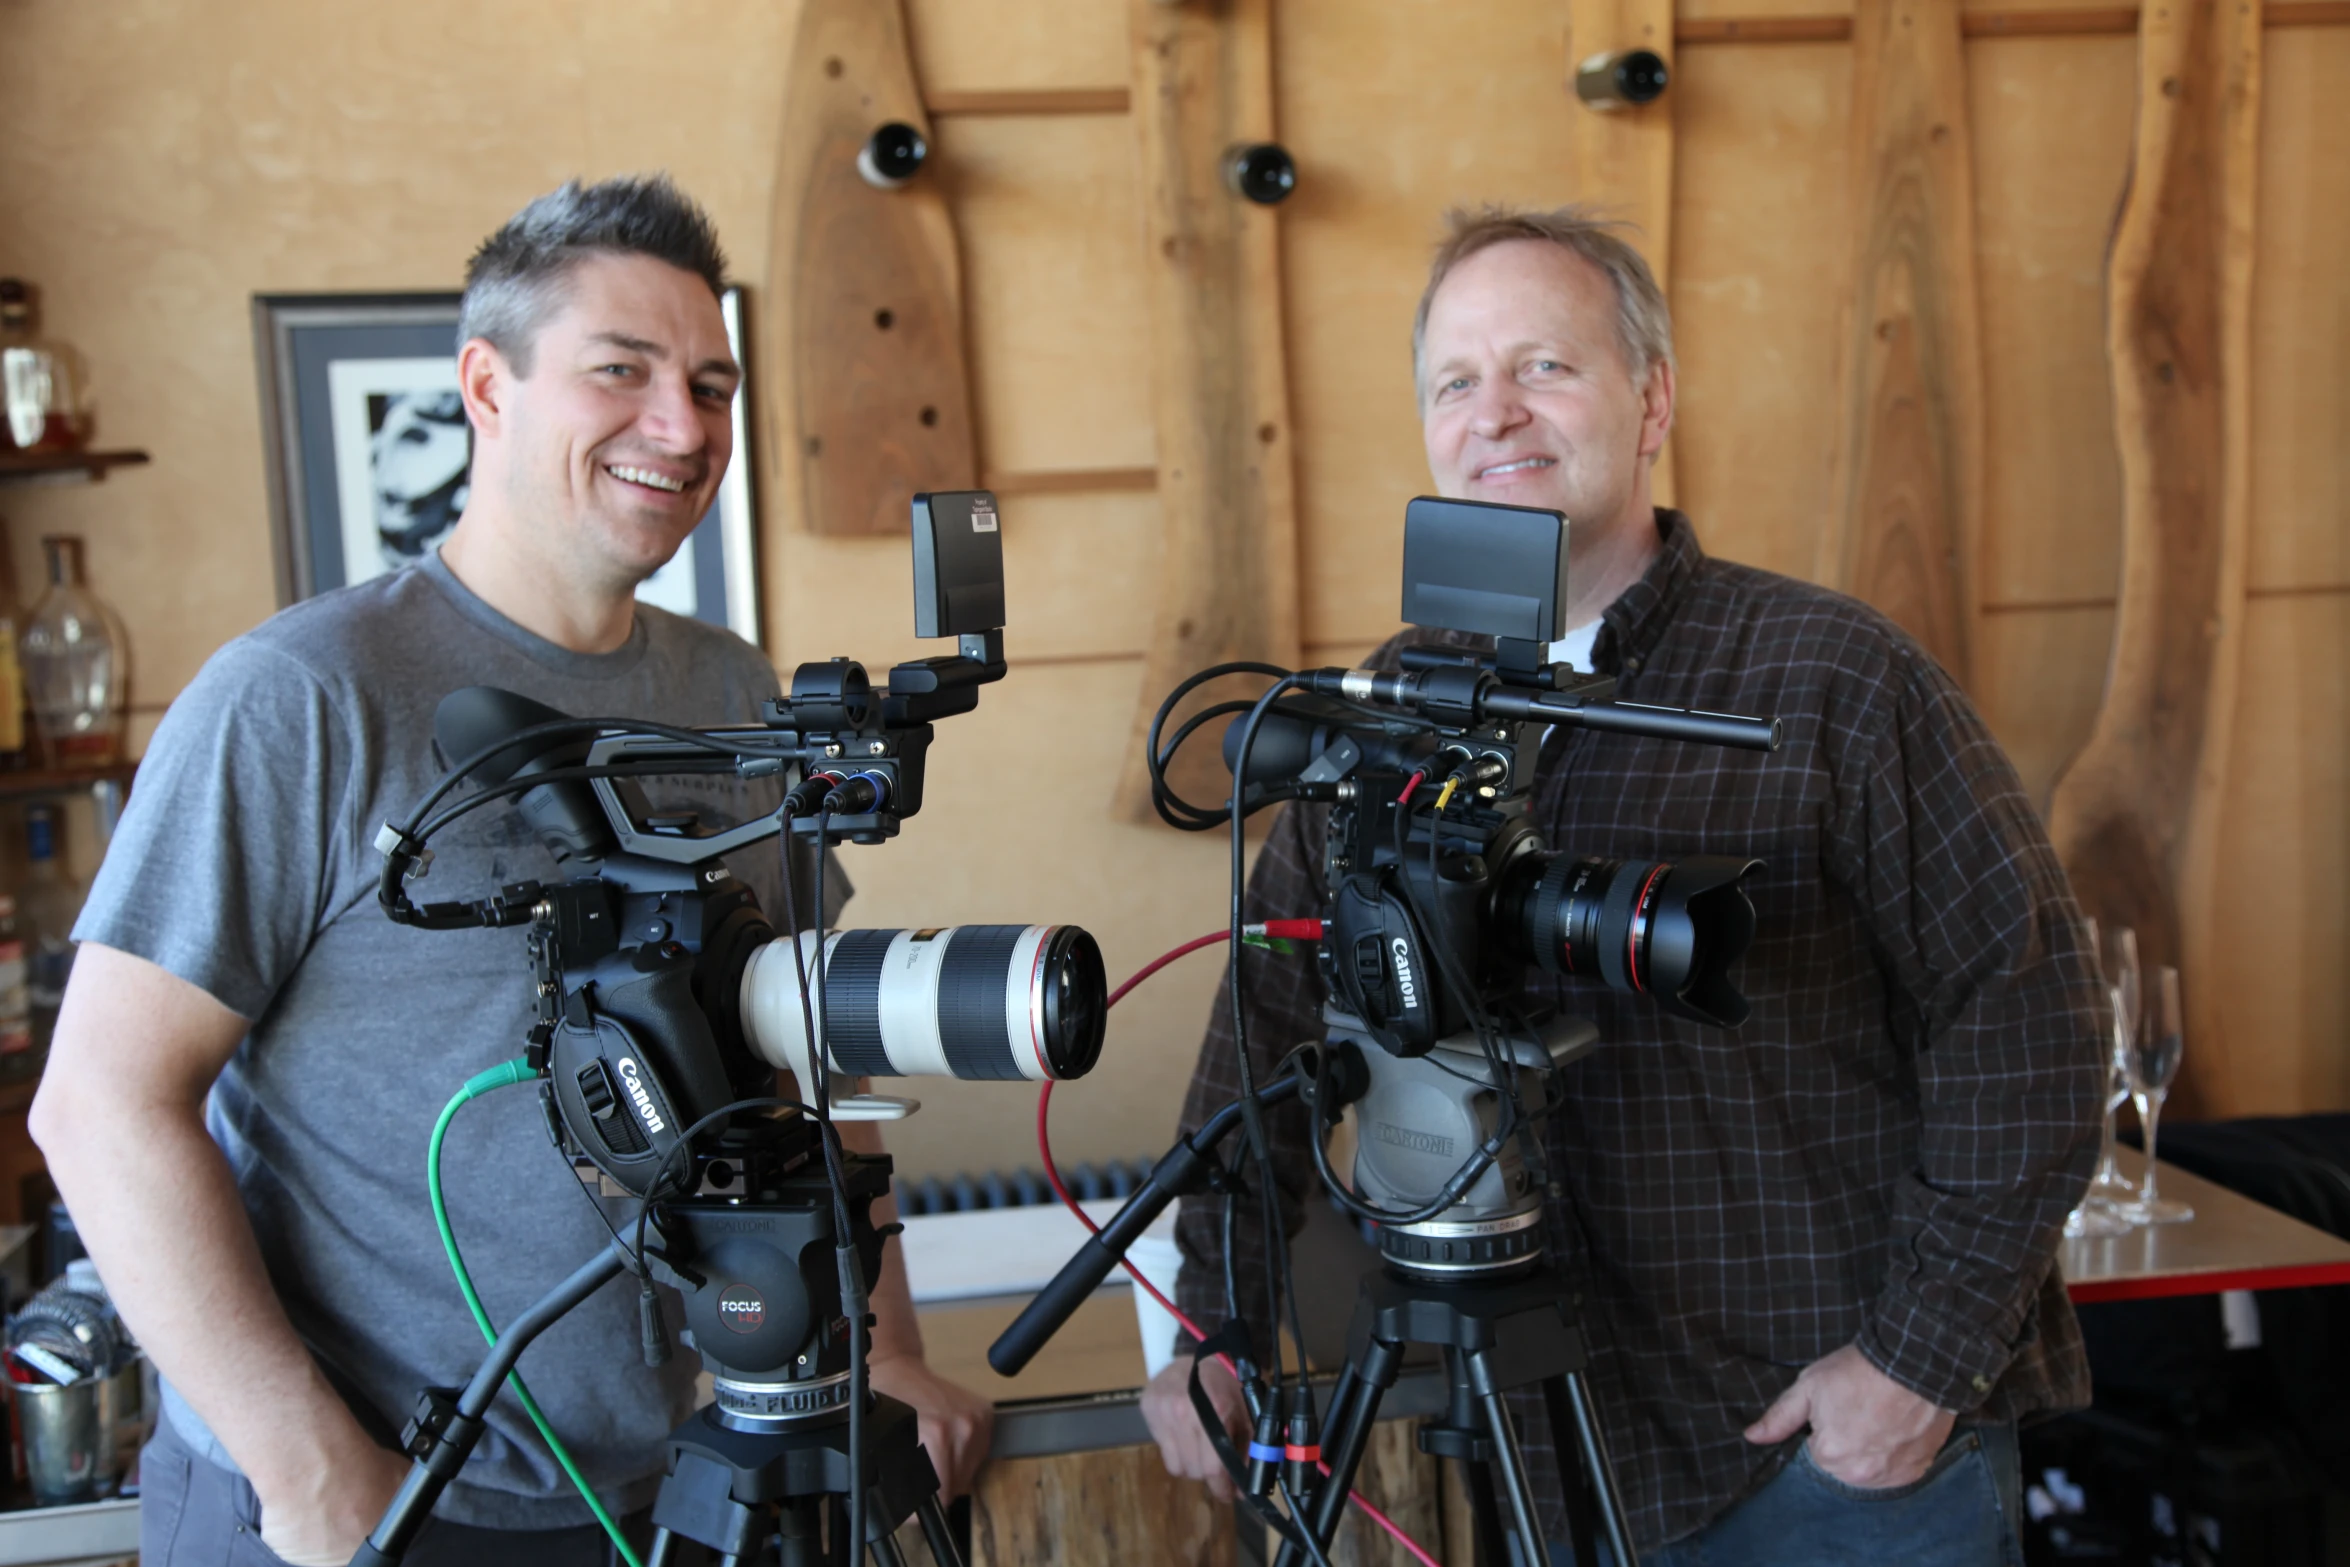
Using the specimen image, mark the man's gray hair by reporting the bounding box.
[1411,204,1675,386]
[457,174,728,374]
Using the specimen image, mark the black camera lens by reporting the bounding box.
[1574,48,1670,110]
[858,122,928,189]
[1224,142,1297,206]
[1497,851,1760,1027]
[740,924,1108,1083]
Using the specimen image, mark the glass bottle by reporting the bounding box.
[0,280,92,454]
[0,598,29,771]
[22,804,83,1032]
[0,894,30,1062]
[21,536,124,767]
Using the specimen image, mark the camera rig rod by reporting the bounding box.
[1306,665,1782,753]
[352,1242,634,1567]
[988,1071,1306,1376]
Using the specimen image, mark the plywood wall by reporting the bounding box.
[0,1,2342,1176]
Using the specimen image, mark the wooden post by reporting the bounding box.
[1113,0,1303,821]
[1566,0,1678,507]
[1816,0,1986,688]
[2047,0,2261,1113]
[769,0,977,537]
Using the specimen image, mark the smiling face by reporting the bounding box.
[465,250,739,594]
[1418,239,1672,583]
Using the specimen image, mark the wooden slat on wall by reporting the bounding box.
[1113,0,1303,818]
[769,0,977,536]
[1817,0,1985,686]
[2046,0,2261,1113]
[1566,0,1679,506]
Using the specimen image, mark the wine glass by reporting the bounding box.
[2084,921,2138,1206]
[2064,921,2132,1237]
[2117,965,2193,1225]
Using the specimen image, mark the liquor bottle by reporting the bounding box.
[21,537,124,767]
[0,893,30,1063]
[22,804,83,1031]
[0,600,28,771]
[0,280,92,454]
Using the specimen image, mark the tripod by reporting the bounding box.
[1277,1252,1637,1567]
[646,1392,961,1567]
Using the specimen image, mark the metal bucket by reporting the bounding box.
[13,1377,101,1505]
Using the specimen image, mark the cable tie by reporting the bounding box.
[1247,1441,1286,1464]
[1283,1443,1322,1463]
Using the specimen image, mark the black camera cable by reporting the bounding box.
[769,796,876,1565]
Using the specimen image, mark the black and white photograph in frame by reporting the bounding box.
[252,288,761,641]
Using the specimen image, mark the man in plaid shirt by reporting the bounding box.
[1138,207,2105,1566]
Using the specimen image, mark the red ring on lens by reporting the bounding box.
[1627,864,1669,993]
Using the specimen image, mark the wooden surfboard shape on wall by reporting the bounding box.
[770,0,977,537]
[1818,0,1986,689]
[2047,0,2260,1113]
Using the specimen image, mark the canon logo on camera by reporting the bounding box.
[1390,937,1420,1012]
[717,1285,766,1333]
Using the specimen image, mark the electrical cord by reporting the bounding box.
[428,1060,644,1567]
[1031,930,1444,1567]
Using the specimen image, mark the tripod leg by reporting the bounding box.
[1561,1371,1638,1567]
[645,1528,675,1567]
[866,1530,911,1567]
[1538,1377,1598,1567]
[1466,1350,1550,1567]
[1278,1339,1406,1567]
[914,1494,966,1567]
[1463,1459,1510,1567]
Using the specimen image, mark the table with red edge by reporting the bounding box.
[2059,1147,2350,1304]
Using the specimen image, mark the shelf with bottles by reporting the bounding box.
[0,450,150,490]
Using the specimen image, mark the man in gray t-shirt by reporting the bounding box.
[33,177,991,1567]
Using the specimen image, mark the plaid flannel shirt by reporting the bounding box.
[1172,510,2102,1550]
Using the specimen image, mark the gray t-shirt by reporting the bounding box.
[78,553,838,1529]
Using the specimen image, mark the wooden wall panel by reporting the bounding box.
[971,1443,1234,1567]
[934,115,1157,479]
[906,0,1128,94]
[1567,0,1679,505]
[2047,0,2261,1114]
[1968,35,2137,613]
[1271,0,1581,652]
[1973,607,2118,804]
[2245,30,2350,594]
[1819,0,1985,686]
[2209,598,2350,1114]
[1670,43,1853,582]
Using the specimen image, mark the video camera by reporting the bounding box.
[358,493,1102,1567]
[991,498,1780,1567]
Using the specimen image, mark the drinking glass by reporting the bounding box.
[2117,965,2193,1225]
[2085,921,2139,1206]
[2064,920,2132,1237]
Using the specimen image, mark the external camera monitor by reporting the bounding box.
[1399,496,1569,643]
[911,490,1006,638]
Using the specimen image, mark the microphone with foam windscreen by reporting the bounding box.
[432,687,614,864]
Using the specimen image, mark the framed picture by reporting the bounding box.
[251,287,762,642]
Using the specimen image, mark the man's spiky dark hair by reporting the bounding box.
[457,174,727,372]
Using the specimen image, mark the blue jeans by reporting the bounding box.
[1552,1423,2024,1567]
